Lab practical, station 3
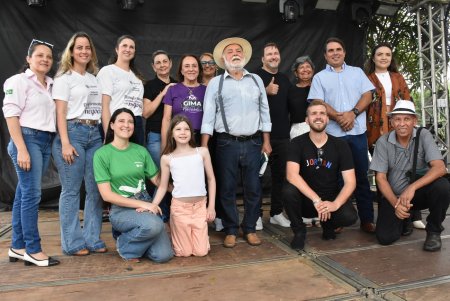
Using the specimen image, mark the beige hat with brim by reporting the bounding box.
[213,37,252,70]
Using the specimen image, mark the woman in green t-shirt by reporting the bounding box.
[93,108,173,263]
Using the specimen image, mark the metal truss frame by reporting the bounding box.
[412,0,450,164]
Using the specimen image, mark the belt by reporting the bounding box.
[68,119,99,126]
[217,131,261,142]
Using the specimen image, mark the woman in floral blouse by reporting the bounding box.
[364,42,410,153]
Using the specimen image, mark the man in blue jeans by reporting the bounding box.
[308,37,376,233]
[201,37,272,248]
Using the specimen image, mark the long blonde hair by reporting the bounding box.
[56,32,99,77]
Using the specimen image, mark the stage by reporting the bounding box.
[1,200,449,301]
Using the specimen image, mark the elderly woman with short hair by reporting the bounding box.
[288,56,315,140]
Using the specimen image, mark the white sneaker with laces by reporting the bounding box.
[413,220,426,229]
[215,218,224,232]
[256,216,263,230]
[270,213,291,227]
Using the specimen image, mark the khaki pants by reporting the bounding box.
[170,197,210,257]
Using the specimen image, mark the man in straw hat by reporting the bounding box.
[201,37,272,248]
[370,100,450,251]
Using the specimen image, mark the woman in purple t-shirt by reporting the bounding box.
[161,54,206,150]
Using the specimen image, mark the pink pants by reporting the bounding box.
[170,197,210,257]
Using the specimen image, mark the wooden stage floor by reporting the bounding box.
[0,203,449,301]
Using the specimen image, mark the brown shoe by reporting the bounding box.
[73,249,90,256]
[223,235,237,248]
[360,222,376,233]
[245,233,262,246]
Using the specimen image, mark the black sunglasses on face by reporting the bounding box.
[316,148,324,169]
[201,60,215,66]
[28,39,54,56]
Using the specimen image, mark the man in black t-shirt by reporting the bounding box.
[282,100,358,250]
[254,42,292,229]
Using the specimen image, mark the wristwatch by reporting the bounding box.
[351,107,360,116]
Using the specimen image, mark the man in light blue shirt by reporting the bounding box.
[308,37,376,233]
[201,37,272,248]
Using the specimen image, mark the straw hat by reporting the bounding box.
[213,37,252,70]
[387,100,419,116]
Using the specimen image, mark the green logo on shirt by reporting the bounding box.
[5,89,13,95]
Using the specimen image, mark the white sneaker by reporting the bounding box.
[256,216,263,230]
[413,220,426,229]
[215,218,224,232]
[270,213,291,227]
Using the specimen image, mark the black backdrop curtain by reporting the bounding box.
[0,0,367,204]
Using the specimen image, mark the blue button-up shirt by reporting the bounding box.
[201,69,271,136]
[308,63,374,137]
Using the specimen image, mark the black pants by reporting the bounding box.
[282,182,358,234]
[267,138,289,216]
[376,177,450,245]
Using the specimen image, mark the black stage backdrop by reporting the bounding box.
[0,0,367,204]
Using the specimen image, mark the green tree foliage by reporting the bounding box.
[365,5,419,91]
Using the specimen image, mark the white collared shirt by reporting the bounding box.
[3,69,56,132]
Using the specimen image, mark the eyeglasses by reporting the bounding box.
[316,148,324,169]
[201,60,216,66]
[28,39,54,55]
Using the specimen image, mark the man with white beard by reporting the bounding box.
[201,37,272,248]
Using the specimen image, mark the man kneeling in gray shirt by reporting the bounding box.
[370,100,450,251]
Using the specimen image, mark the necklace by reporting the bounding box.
[184,84,198,96]
[376,71,389,78]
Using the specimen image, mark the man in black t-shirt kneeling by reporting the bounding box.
[282,100,358,250]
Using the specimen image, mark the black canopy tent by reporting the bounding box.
[0,0,367,205]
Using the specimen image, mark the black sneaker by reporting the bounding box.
[401,218,413,236]
[423,232,442,252]
[290,231,306,250]
[322,228,336,240]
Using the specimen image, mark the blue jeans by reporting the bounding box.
[110,191,173,262]
[146,131,161,167]
[216,135,262,235]
[52,121,105,254]
[146,131,171,222]
[7,127,54,254]
[341,133,374,223]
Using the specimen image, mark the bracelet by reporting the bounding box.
[313,198,321,205]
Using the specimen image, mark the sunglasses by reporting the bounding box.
[201,60,216,66]
[316,148,324,169]
[28,39,54,55]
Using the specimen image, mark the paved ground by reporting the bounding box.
[0,203,449,301]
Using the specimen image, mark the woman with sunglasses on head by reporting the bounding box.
[93,108,173,263]
[161,54,206,150]
[97,35,145,145]
[3,39,60,267]
[199,52,217,86]
[52,32,106,256]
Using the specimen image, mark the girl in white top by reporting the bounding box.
[52,32,106,256]
[3,39,59,267]
[151,115,216,257]
[97,35,145,145]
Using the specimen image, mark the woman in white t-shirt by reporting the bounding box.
[52,32,106,256]
[97,35,145,145]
